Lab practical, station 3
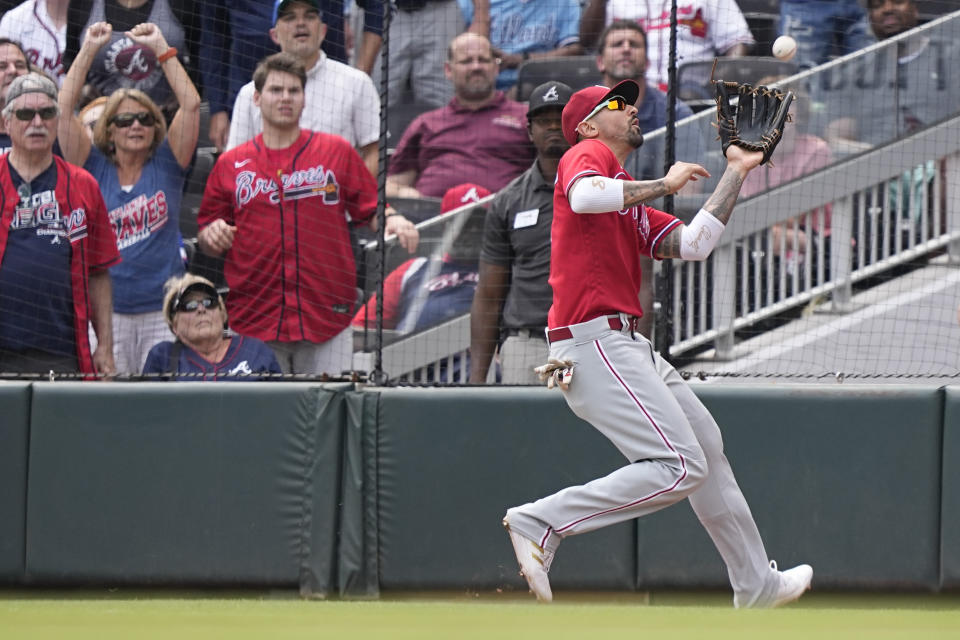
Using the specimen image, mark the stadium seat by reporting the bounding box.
[514,56,602,102]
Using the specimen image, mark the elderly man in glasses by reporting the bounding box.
[142,274,282,381]
[0,72,119,377]
[501,81,813,608]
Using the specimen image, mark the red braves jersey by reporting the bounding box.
[0,156,121,374]
[548,139,681,329]
[198,130,377,343]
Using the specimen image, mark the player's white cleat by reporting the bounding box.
[767,561,813,608]
[503,517,554,603]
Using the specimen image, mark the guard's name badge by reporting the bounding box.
[513,208,539,229]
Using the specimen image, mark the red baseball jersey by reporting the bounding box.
[0,156,121,374]
[198,130,377,343]
[548,139,681,329]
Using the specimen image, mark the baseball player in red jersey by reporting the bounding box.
[502,80,813,607]
[198,52,418,375]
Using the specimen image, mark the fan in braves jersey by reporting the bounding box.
[198,52,418,377]
[0,72,119,376]
[351,182,490,335]
[501,80,813,607]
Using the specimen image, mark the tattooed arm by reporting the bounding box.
[569,162,709,214]
[624,162,710,208]
[656,147,763,260]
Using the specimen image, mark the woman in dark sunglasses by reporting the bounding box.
[57,21,201,377]
[142,274,282,380]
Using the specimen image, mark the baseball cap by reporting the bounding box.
[4,72,57,108]
[441,183,492,214]
[561,79,640,146]
[166,280,222,324]
[272,0,321,25]
[526,81,573,119]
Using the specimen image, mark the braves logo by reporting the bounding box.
[104,38,160,90]
[235,165,341,207]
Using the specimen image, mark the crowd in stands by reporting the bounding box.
[0,0,952,380]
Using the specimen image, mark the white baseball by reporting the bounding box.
[772,35,797,62]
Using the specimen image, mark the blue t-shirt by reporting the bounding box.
[459,0,581,90]
[85,140,187,313]
[142,335,283,380]
[0,159,75,355]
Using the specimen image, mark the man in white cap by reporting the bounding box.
[0,72,119,376]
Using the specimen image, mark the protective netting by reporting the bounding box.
[0,0,957,383]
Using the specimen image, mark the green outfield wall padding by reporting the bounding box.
[940,387,960,589]
[337,391,380,598]
[298,385,353,598]
[375,388,636,592]
[0,383,30,583]
[25,383,343,588]
[634,385,943,591]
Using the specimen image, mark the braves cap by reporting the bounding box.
[441,183,492,214]
[526,81,573,119]
[167,280,222,322]
[561,79,640,146]
[4,72,57,109]
[272,0,321,25]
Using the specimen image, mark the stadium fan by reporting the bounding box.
[142,274,282,381]
[352,183,491,334]
[386,32,534,199]
[0,73,119,376]
[197,52,418,377]
[58,21,201,376]
[64,0,200,123]
[579,0,754,92]
[461,0,583,94]
[0,0,68,84]
[225,0,380,178]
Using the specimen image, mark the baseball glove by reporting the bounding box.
[714,81,795,165]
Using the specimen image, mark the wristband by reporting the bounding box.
[679,208,725,261]
[157,47,178,63]
[385,211,400,218]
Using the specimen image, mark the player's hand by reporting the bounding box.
[385,211,419,253]
[126,23,169,56]
[93,344,116,381]
[83,22,113,51]
[723,145,764,174]
[208,112,229,153]
[199,219,236,256]
[663,162,710,194]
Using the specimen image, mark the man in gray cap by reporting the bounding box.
[0,72,119,377]
[469,80,572,384]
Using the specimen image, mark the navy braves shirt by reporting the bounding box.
[142,334,282,381]
[0,159,75,355]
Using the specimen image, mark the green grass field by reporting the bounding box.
[3,590,960,639]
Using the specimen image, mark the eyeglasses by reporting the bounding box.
[176,296,217,313]
[581,96,628,124]
[13,106,58,121]
[110,111,156,128]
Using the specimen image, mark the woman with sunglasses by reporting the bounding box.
[142,274,281,380]
[57,20,200,376]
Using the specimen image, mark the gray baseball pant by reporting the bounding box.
[505,314,779,607]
